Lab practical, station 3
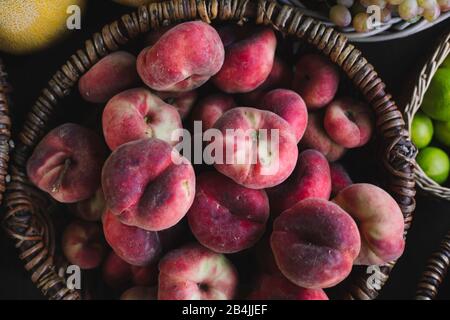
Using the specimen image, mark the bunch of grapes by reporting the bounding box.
[326,0,450,32]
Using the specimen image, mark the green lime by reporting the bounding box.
[421,68,450,121]
[417,147,450,185]
[442,55,450,69]
[435,120,450,147]
[411,112,433,149]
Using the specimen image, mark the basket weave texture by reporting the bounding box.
[404,30,450,200]
[3,0,416,300]
[0,58,11,207]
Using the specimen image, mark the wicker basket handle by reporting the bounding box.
[416,232,450,300]
[4,0,416,300]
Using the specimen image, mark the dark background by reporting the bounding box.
[1,0,450,300]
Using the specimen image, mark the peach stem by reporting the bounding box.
[51,158,71,193]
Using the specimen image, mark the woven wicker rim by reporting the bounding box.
[281,0,450,42]
[0,57,12,207]
[3,0,416,300]
[403,30,450,200]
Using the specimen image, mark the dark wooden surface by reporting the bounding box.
[0,0,450,300]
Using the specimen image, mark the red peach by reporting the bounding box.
[261,89,308,143]
[137,21,224,92]
[187,171,270,253]
[78,51,140,103]
[102,251,133,290]
[330,162,353,197]
[102,251,158,290]
[271,198,361,288]
[102,138,195,231]
[70,188,105,222]
[121,286,157,300]
[299,112,346,161]
[239,57,293,106]
[324,98,373,148]
[102,209,162,266]
[213,107,298,189]
[192,94,236,131]
[27,123,106,203]
[213,28,277,93]
[293,54,340,109]
[158,244,238,300]
[62,220,106,270]
[248,273,329,300]
[333,183,405,265]
[102,88,182,150]
[156,90,198,120]
[267,149,332,216]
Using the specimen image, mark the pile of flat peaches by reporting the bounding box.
[26,21,405,300]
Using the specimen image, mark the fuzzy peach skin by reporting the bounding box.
[267,149,331,216]
[102,251,158,290]
[271,198,361,289]
[137,21,224,92]
[261,89,308,143]
[330,162,353,197]
[293,54,340,109]
[121,286,158,300]
[187,171,270,253]
[70,188,105,222]
[213,27,277,93]
[27,123,106,203]
[156,90,198,120]
[239,57,293,106]
[248,273,328,300]
[62,220,106,270]
[102,138,195,231]
[299,112,346,161]
[332,184,405,265]
[192,94,236,131]
[103,209,162,266]
[102,251,133,290]
[102,88,182,150]
[212,107,298,189]
[78,51,140,103]
[324,98,373,148]
[158,244,238,300]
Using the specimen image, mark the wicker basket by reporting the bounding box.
[403,30,450,200]
[416,231,450,300]
[2,0,416,300]
[0,57,12,207]
[280,0,450,42]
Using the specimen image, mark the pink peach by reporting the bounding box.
[299,112,346,161]
[158,244,238,300]
[102,138,195,231]
[213,27,277,93]
[137,21,224,92]
[102,209,162,266]
[78,51,140,103]
[102,88,182,150]
[248,273,329,300]
[213,107,298,189]
[70,187,105,222]
[27,123,106,203]
[324,98,373,148]
[293,54,340,109]
[267,149,332,216]
[192,94,236,131]
[271,198,361,288]
[333,183,405,265]
[187,171,270,253]
[261,89,308,143]
[330,162,353,197]
[62,220,106,269]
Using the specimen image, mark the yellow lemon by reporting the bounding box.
[0,0,86,55]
